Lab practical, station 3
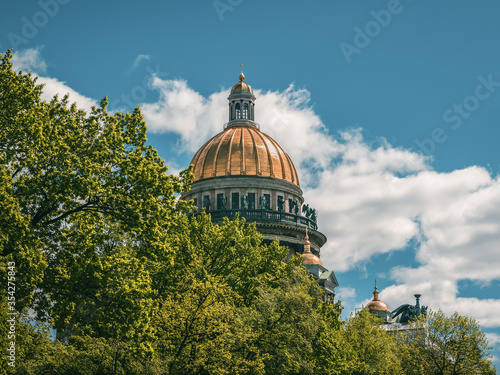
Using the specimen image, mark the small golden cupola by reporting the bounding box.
[227,62,256,124]
[230,62,254,95]
[366,281,389,312]
[365,281,392,323]
[301,229,323,266]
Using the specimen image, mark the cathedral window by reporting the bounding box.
[243,103,249,119]
[232,192,239,209]
[247,193,255,209]
[235,103,241,119]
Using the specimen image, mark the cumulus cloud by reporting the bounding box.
[12,48,97,112]
[336,287,357,300]
[487,333,500,346]
[11,48,48,74]
[36,76,98,111]
[139,77,500,330]
[141,78,228,152]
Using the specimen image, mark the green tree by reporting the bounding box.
[0,48,192,352]
[345,308,403,375]
[153,213,327,375]
[246,263,324,375]
[309,301,358,375]
[400,310,497,375]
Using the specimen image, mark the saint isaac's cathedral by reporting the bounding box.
[180,68,338,301]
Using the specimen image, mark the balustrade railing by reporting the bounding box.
[198,208,317,230]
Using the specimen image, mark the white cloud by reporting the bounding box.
[12,49,97,112]
[36,76,98,112]
[139,78,500,331]
[141,78,227,153]
[487,332,500,346]
[11,48,47,74]
[336,287,357,300]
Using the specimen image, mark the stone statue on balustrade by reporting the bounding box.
[203,196,210,210]
[260,195,267,210]
[277,196,285,211]
[241,195,248,209]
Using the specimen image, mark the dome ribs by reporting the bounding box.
[283,151,299,186]
[240,127,246,175]
[213,131,229,177]
[226,128,237,175]
[254,129,274,177]
[248,128,261,175]
[190,125,300,187]
[266,135,288,181]
[192,134,218,180]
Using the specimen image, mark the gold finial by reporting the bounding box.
[239,61,245,81]
[303,228,311,253]
[373,280,380,301]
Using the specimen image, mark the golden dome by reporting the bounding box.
[230,73,253,95]
[365,283,389,312]
[301,252,323,266]
[191,125,300,186]
[301,229,322,265]
[230,80,253,94]
[366,300,390,311]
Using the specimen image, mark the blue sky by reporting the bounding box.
[3,0,500,366]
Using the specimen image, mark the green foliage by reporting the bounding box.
[0,49,192,312]
[39,214,157,344]
[345,308,403,375]
[0,297,52,374]
[0,49,192,346]
[400,310,497,375]
[309,301,357,375]
[153,214,325,374]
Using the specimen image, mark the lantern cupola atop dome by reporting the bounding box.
[227,63,256,127]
